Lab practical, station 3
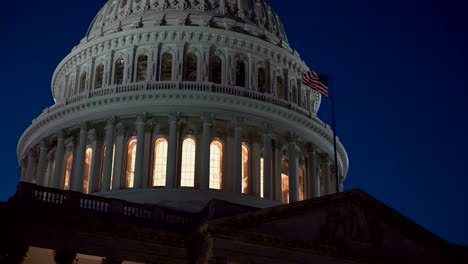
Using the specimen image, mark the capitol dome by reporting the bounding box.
[18,0,348,212]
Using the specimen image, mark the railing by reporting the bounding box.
[47,81,313,119]
[15,182,198,228]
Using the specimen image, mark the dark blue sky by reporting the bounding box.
[1,0,467,245]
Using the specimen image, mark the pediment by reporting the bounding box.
[210,190,449,263]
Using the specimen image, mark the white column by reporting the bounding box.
[112,123,126,190]
[36,140,48,186]
[134,113,146,189]
[251,141,261,196]
[166,113,178,188]
[233,119,243,194]
[274,141,282,202]
[263,125,273,200]
[89,129,103,193]
[45,154,54,187]
[26,149,36,183]
[102,118,115,191]
[71,123,88,192]
[200,113,212,190]
[288,135,299,203]
[142,119,154,188]
[307,147,319,198]
[52,130,65,189]
[324,157,333,195]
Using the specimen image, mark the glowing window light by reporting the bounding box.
[209,141,223,190]
[241,144,249,194]
[83,148,93,194]
[126,139,137,188]
[180,138,196,187]
[153,138,168,187]
[64,155,73,191]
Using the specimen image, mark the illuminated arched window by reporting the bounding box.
[236,60,246,87]
[180,138,196,187]
[299,167,305,201]
[153,138,168,187]
[258,68,266,93]
[211,55,222,84]
[260,157,264,198]
[281,159,289,203]
[79,72,87,93]
[126,139,137,188]
[114,58,124,84]
[95,64,104,89]
[64,155,73,191]
[101,144,115,191]
[136,54,148,82]
[185,53,198,81]
[276,76,284,99]
[83,148,93,194]
[161,53,173,81]
[242,144,249,194]
[209,140,223,190]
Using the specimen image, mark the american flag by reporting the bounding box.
[302,70,328,98]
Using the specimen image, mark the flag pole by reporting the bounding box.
[329,74,340,193]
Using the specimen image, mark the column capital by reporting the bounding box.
[168,112,179,122]
[136,112,149,124]
[106,116,117,127]
[40,139,49,149]
[79,122,89,131]
[145,118,154,132]
[115,123,126,136]
[57,129,65,140]
[264,123,273,134]
[232,116,244,127]
[201,112,214,123]
[28,148,36,158]
[288,133,298,143]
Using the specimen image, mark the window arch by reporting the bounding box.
[211,55,222,84]
[153,138,168,187]
[258,67,266,93]
[126,139,137,188]
[114,58,125,84]
[83,148,93,194]
[136,54,148,82]
[95,64,104,89]
[64,155,73,191]
[281,159,289,203]
[161,52,173,81]
[276,75,284,99]
[209,140,223,190]
[236,60,246,87]
[185,53,198,81]
[79,72,87,93]
[242,144,249,194]
[180,138,196,187]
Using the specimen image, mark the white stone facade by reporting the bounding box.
[17,0,348,211]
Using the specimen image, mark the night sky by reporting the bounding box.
[1,0,467,246]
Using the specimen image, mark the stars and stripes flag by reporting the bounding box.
[302,70,329,98]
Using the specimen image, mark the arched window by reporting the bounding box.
[211,55,222,84]
[114,58,124,84]
[236,61,246,87]
[95,64,104,89]
[185,53,198,81]
[64,155,73,191]
[161,53,173,81]
[281,159,289,203]
[83,148,93,194]
[242,144,249,194]
[292,85,298,104]
[126,139,137,188]
[209,140,223,190]
[101,144,115,191]
[180,138,196,187]
[299,167,305,201]
[276,76,284,99]
[136,54,148,82]
[258,68,266,93]
[79,72,87,93]
[153,138,168,187]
